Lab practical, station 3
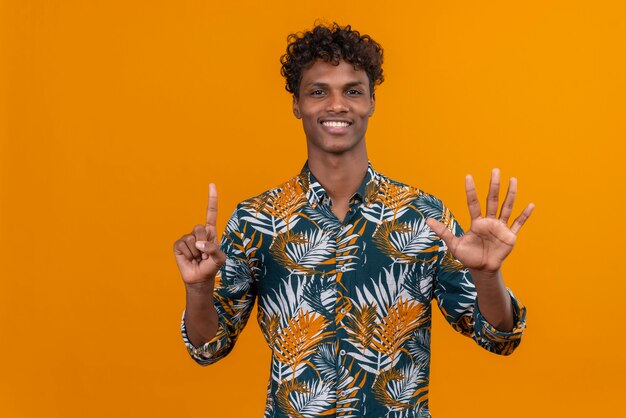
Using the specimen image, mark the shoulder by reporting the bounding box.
[225,174,307,231]
[236,174,305,209]
[375,171,447,214]
[224,174,307,237]
[376,171,463,234]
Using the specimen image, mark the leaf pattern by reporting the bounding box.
[181,161,527,417]
[373,364,429,412]
[302,276,335,320]
[407,328,431,367]
[372,298,429,361]
[276,379,335,418]
[344,303,378,352]
[274,310,332,374]
[372,219,438,264]
[270,229,334,275]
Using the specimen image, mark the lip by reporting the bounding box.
[320,118,353,124]
[319,118,353,135]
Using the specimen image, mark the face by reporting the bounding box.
[292,59,375,157]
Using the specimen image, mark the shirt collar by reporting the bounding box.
[298,160,381,208]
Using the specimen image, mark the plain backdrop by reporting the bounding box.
[1,1,625,417]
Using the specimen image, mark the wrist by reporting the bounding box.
[469,268,502,284]
[185,280,215,295]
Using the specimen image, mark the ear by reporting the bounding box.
[368,92,376,117]
[292,95,302,119]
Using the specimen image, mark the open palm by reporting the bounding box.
[426,169,534,274]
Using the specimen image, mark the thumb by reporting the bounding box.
[425,218,458,251]
[195,240,208,251]
[195,241,209,260]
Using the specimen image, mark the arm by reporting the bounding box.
[184,280,220,347]
[174,184,256,365]
[427,169,533,352]
[470,269,514,331]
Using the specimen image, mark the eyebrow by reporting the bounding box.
[307,81,366,88]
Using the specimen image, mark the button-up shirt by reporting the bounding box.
[181,161,526,418]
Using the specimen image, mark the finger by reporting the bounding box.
[426,218,460,254]
[499,177,517,223]
[193,224,208,241]
[510,203,535,234]
[183,234,203,262]
[173,239,194,262]
[192,225,209,259]
[205,183,218,229]
[206,223,219,244]
[195,241,227,267]
[465,175,481,220]
[485,168,500,218]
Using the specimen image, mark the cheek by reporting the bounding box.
[301,116,319,134]
[357,112,371,126]
[354,103,373,120]
[302,113,316,125]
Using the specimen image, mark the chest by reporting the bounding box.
[249,207,439,316]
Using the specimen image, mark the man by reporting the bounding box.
[173,23,533,417]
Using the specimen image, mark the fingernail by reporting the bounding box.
[195,242,206,250]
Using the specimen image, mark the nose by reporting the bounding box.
[326,92,349,113]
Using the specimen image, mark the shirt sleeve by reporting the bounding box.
[180,206,257,365]
[432,203,527,356]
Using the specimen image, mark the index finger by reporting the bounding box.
[465,175,482,220]
[206,183,218,227]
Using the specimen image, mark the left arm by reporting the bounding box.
[426,168,534,332]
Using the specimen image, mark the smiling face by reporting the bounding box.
[293,59,375,158]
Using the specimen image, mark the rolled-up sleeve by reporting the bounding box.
[473,288,526,355]
[180,206,257,365]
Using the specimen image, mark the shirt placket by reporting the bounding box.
[333,197,363,401]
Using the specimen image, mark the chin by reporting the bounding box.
[319,142,360,156]
[309,136,363,154]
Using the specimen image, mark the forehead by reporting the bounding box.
[300,59,369,86]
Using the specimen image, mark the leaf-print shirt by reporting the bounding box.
[181,161,526,418]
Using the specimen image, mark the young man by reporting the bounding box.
[174,23,533,417]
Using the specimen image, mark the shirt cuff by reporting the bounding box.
[473,289,527,343]
[180,310,230,365]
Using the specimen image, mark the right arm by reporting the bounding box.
[173,184,256,365]
[184,279,220,347]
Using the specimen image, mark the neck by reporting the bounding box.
[307,145,369,203]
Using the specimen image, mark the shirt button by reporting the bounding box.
[339,265,346,272]
[339,349,346,356]
[340,308,347,314]
[364,197,369,203]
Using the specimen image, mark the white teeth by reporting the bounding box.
[322,121,350,127]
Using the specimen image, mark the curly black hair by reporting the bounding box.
[280,22,384,98]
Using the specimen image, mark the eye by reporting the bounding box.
[311,89,326,96]
[346,89,363,95]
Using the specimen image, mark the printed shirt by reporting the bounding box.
[181,161,526,418]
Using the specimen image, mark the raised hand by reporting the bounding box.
[425,169,534,274]
[173,183,227,285]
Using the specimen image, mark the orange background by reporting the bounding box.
[2,1,625,417]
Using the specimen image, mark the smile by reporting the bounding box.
[321,121,352,127]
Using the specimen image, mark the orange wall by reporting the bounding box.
[1,1,625,416]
